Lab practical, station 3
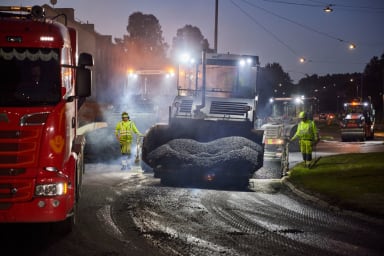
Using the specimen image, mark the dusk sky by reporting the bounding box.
[6,0,384,82]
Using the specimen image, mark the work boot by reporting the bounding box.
[121,159,128,171]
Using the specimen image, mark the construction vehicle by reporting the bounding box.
[340,98,375,141]
[111,67,176,125]
[83,68,176,163]
[0,6,93,233]
[258,96,316,178]
[141,52,264,186]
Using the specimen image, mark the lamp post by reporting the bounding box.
[350,78,358,99]
[382,65,384,122]
[214,0,218,53]
[360,74,364,101]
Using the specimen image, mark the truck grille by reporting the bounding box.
[179,99,193,113]
[0,130,37,202]
[264,126,281,138]
[0,130,39,166]
[209,101,248,116]
[0,179,34,203]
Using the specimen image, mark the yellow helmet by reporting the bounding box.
[298,111,306,119]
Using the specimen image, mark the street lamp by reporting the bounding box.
[323,5,333,13]
[348,43,356,50]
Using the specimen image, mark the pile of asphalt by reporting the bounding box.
[147,136,263,172]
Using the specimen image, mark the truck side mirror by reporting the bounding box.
[78,52,93,67]
[76,68,91,97]
[75,53,93,98]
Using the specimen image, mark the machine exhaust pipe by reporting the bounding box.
[195,51,206,115]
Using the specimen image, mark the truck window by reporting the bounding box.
[177,55,257,99]
[0,47,61,107]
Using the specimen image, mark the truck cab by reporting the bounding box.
[0,5,93,233]
[340,99,375,141]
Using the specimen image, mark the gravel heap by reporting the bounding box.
[147,136,263,172]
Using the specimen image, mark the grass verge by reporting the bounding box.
[286,152,384,218]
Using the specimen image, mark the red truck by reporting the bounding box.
[0,5,93,233]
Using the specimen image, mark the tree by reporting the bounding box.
[170,24,213,61]
[257,63,293,117]
[125,12,169,68]
[259,63,293,96]
[364,53,384,121]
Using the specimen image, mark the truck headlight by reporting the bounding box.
[35,183,67,196]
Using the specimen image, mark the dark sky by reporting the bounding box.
[12,0,384,82]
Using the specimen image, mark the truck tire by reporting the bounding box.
[51,204,77,235]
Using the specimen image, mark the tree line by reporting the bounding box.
[116,11,384,121]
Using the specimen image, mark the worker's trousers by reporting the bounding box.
[299,139,313,161]
[120,140,132,170]
[119,139,132,155]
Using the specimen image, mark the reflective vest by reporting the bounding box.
[115,120,140,142]
[293,120,318,141]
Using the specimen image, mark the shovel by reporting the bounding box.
[134,136,142,164]
[308,142,321,169]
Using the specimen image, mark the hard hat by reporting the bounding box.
[121,112,129,118]
[298,111,306,118]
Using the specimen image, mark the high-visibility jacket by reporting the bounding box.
[115,120,140,142]
[292,120,318,141]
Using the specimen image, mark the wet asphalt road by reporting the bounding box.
[113,170,384,256]
[1,130,383,255]
[2,158,383,256]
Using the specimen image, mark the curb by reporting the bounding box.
[281,177,384,225]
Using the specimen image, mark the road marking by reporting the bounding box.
[96,205,125,241]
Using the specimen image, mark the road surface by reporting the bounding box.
[1,139,383,256]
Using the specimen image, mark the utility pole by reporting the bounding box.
[382,66,384,122]
[214,0,218,53]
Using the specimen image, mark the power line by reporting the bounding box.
[241,0,349,43]
[261,0,322,7]
[230,0,299,57]
[263,0,384,12]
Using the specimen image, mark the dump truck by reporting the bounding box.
[141,52,264,187]
[0,5,93,233]
[340,99,375,141]
[258,96,316,178]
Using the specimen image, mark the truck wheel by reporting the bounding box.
[51,204,77,235]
